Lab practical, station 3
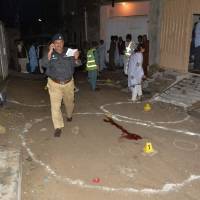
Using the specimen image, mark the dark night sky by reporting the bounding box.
[0,0,61,26]
[0,0,99,38]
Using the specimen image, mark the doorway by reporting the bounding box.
[189,14,200,74]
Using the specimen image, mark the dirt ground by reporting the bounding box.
[0,69,200,200]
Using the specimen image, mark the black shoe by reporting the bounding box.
[67,117,72,122]
[54,128,62,137]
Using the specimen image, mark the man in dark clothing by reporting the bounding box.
[194,19,200,70]
[42,33,79,137]
[118,36,125,68]
[108,35,116,70]
[142,34,149,76]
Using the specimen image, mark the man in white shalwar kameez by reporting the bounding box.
[128,45,145,101]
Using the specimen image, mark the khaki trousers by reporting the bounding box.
[47,78,74,129]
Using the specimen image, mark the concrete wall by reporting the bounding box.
[100,1,150,40]
[148,0,163,66]
[107,1,150,17]
[6,28,20,70]
[87,5,100,43]
[158,0,200,72]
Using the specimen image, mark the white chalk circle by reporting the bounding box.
[100,101,190,125]
[173,139,198,151]
[100,101,200,138]
[19,112,200,194]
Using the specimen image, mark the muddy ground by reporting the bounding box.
[0,69,200,200]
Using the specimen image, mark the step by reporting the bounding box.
[161,91,198,101]
[158,97,193,107]
[154,75,200,107]
[155,95,190,107]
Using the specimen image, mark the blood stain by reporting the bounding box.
[104,116,142,140]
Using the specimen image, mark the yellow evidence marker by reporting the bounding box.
[144,142,154,153]
[144,103,152,112]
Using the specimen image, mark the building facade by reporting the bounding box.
[152,0,200,73]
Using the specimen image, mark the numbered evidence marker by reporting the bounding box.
[144,142,154,153]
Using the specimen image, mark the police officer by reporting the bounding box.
[42,33,79,137]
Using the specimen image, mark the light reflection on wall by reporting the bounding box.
[100,1,150,39]
[109,2,150,17]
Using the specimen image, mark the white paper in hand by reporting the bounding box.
[66,48,78,57]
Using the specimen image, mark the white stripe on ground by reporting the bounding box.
[7,99,49,107]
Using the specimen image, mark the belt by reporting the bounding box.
[51,78,72,85]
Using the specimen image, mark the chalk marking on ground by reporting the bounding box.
[173,139,198,151]
[115,113,190,124]
[19,113,200,194]
[100,102,200,137]
[7,99,49,107]
[101,101,189,124]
